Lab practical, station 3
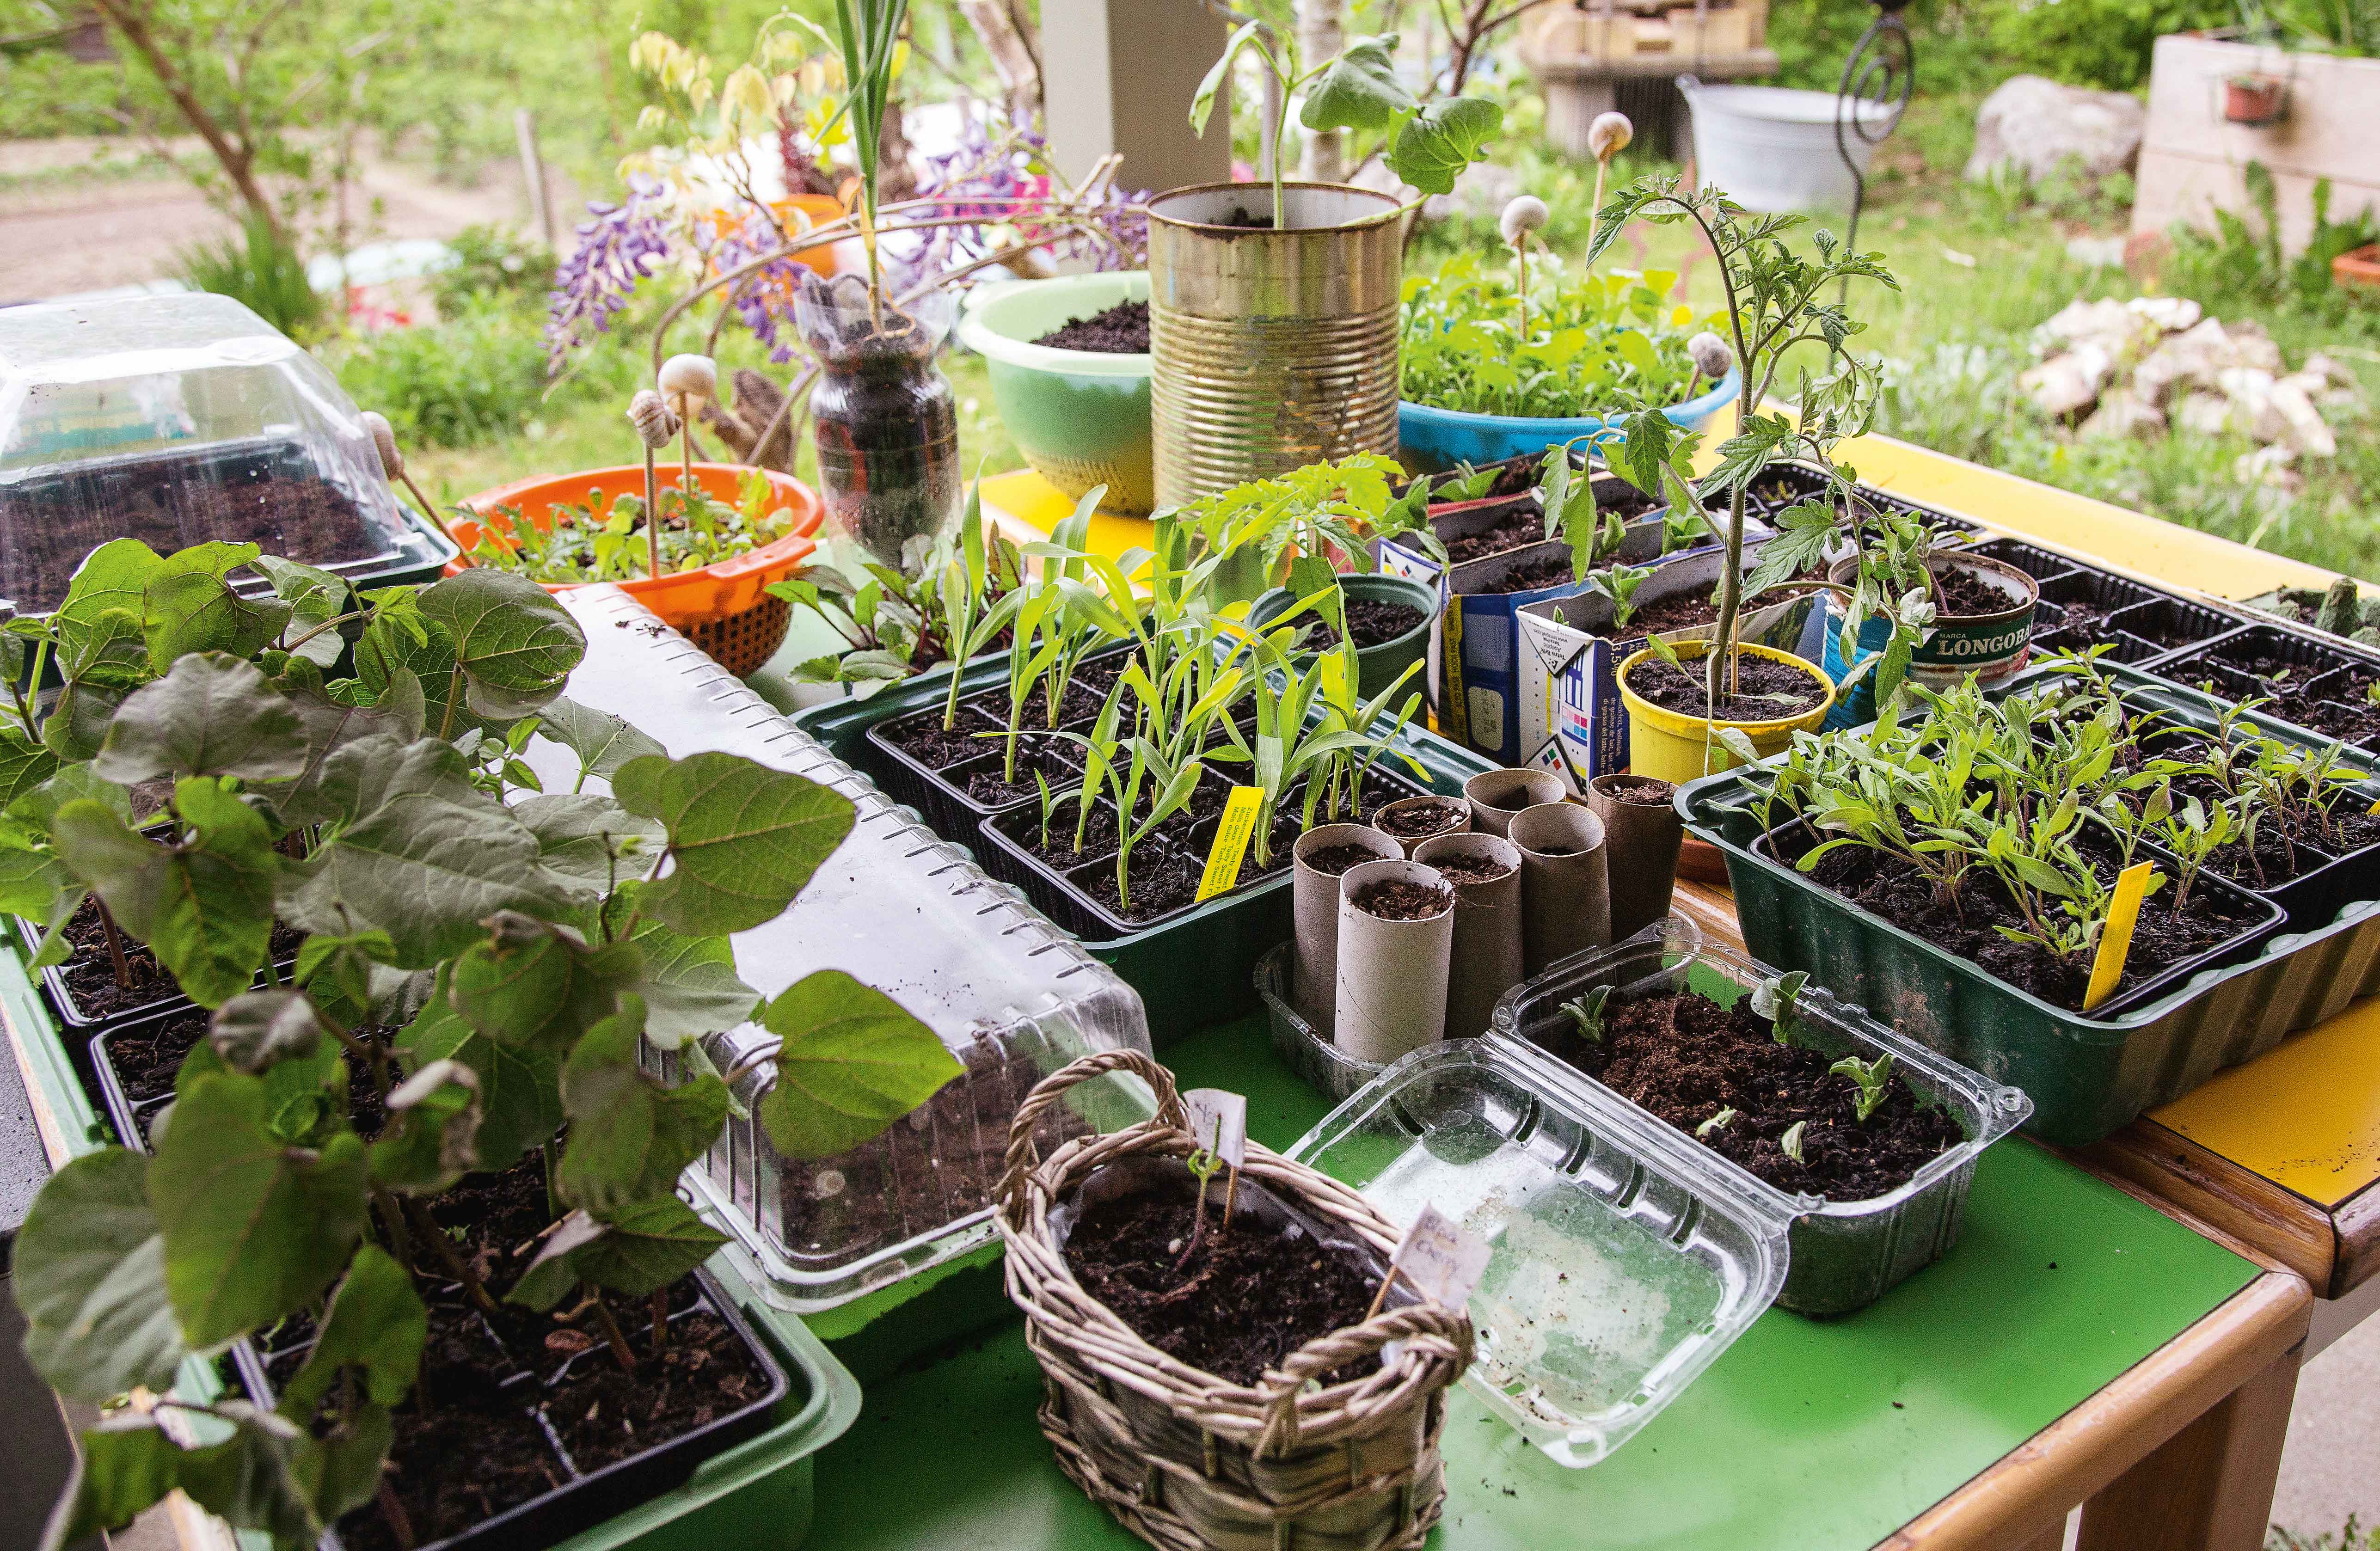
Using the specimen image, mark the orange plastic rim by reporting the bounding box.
[448,464,825,631]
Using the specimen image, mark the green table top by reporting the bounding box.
[806,1014,2261,1550]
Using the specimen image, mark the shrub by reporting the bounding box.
[328,299,562,450]
[431,223,558,319]
[178,215,325,339]
[1984,0,2233,89]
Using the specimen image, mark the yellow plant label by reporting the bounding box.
[2083,861,2159,1013]
[2368,795,2380,817]
[1196,786,1267,903]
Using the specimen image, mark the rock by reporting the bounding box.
[2127,296,2202,333]
[2021,343,2114,417]
[2041,298,2157,360]
[2067,235,2127,269]
[1965,75,2146,184]
[2177,392,2233,436]
[2080,386,2166,440]
[2220,366,2281,440]
[2235,444,2302,492]
[2222,318,2285,374]
[2269,378,2336,458]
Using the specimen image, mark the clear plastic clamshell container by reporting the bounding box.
[540,588,1156,1313]
[0,293,447,613]
[1288,1034,1788,1468]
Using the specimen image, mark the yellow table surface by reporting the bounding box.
[984,435,2376,1205]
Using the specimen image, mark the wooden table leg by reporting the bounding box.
[2073,1337,2304,1551]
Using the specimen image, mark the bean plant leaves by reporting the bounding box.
[168,1402,318,1545]
[277,791,575,968]
[56,539,165,663]
[149,1071,368,1347]
[605,883,759,1046]
[756,970,959,1160]
[356,612,478,743]
[448,912,643,1053]
[289,733,479,831]
[289,1405,393,1527]
[556,993,729,1216]
[0,728,60,812]
[144,544,291,670]
[280,1244,426,1411]
[1300,34,1415,133]
[11,761,129,830]
[1386,96,1502,196]
[513,792,666,893]
[417,569,586,720]
[0,837,73,927]
[609,752,854,935]
[45,611,149,761]
[44,1412,184,1549]
[1189,18,1265,135]
[251,557,353,669]
[12,1148,188,1402]
[368,1058,484,1194]
[50,777,279,1007]
[90,653,311,785]
[504,1197,728,1311]
[534,697,667,787]
[394,967,564,1171]
[294,928,397,1028]
[208,989,327,1073]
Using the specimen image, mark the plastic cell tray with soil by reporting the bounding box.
[2155,626,2380,750]
[29,898,305,1030]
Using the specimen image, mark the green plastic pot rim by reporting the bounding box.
[1249,572,1440,658]
[956,271,1152,380]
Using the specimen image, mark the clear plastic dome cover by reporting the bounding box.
[0,293,413,613]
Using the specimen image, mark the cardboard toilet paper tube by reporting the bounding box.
[1465,768,1565,838]
[1588,773,1685,942]
[1370,793,1472,856]
[1291,824,1403,1028]
[1334,858,1455,1065]
[1413,832,1525,1042]
[1509,801,1612,975]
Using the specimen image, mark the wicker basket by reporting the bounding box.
[999,1049,1473,1551]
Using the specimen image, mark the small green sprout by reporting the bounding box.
[1695,1107,1739,1138]
[1748,970,1809,1045]
[1829,1051,1897,1124]
[1560,986,1613,1045]
[1172,1119,1229,1273]
[1780,1120,1809,1165]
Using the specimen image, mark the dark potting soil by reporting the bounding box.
[1782,825,2264,1010]
[1444,508,1547,565]
[1932,565,2012,619]
[1212,206,1276,229]
[812,327,961,564]
[1032,300,1150,354]
[883,709,998,771]
[1601,775,1675,806]
[543,1310,768,1471]
[1353,878,1452,920]
[1080,848,1205,923]
[1430,853,1514,887]
[1298,598,1427,651]
[1063,1193,1383,1388]
[1300,842,1389,877]
[1534,988,1965,1199]
[1623,653,1828,721]
[1476,552,1578,595]
[2036,598,2122,644]
[58,899,307,1020]
[963,742,1080,807]
[1013,804,1124,867]
[104,1007,208,1105]
[1374,798,1467,840]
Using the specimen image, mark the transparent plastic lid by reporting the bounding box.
[1288,1036,1787,1468]
[540,588,1156,1312]
[0,294,411,612]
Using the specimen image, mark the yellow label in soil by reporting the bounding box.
[2083,860,2159,1013]
[2368,795,2380,817]
[1196,786,1267,903]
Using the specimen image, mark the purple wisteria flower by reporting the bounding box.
[544,175,673,373]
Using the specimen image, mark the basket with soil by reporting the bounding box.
[1492,921,2031,1315]
[999,1049,1472,1551]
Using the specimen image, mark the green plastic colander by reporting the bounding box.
[959,272,1153,513]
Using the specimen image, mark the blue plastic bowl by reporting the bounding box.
[1397,370,1743,472]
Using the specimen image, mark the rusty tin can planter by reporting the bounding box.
[1147,183,1405,504]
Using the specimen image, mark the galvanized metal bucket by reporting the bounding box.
[1147,182,1404,504]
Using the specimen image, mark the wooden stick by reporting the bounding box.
[1361,1261,1407,1323]
[643,443,662,581]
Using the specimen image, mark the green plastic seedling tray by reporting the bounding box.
[1678,663,2380,1146]
[0,927,864,1551]
[789,651,1500,1044]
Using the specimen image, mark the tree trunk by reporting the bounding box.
[88,0,288,246]
[957,0,1042,123]
[1295,0,1347,181]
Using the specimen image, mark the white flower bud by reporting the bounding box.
[627,390,680,450]
[1688,331,1733,381]
[657,353,718,416]
[361,411,403,478]
[1588,111,1633,163]
[1498,195,1550,248]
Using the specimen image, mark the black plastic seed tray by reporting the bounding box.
[1965,537,2085,585]
[2154,626,2380,750]
[89,1005,210,1149]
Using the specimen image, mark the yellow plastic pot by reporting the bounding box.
[1617,640,1836,784]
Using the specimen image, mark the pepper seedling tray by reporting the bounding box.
[1678,662,2380,1144]
[1287,1032,1788,1467]
[2148,625,2380,752]
[1491,920,2031,1316]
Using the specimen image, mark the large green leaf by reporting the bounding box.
[290,1404,393,1528]
[355,610,482,743]
[0,834,72,924]
[13,1148,189,1402]
[276,791,575,967]
[252,556,353,669]
[0,727,60,811]
[513,792,667,894]
[45,610,150,761]
[280,1244,426,1411]
[91,652,311,786]
[289,733,479,831]
[756,970,959,1161]
[43,1412,184,1550]
[368,1057,484,1194]
[556,994,728,1216]
[1300,34,1414,134]
[417,569,586,720]
[447,912,643,1052]
[208,989,327,1073]
[534,697,667,787]
[609,752,854,935]
[170,1402,319,1547]
[1386,96,1503,196]
[55,540,165,663]
[505,1196,727,1310]
[50,777,279,1007]
[393,968,564,1170]
[607,883,758,1046]
[148,1070,370,1347]
[144,543,291,670]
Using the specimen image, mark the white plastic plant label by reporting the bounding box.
[1389,1203,1491,1309]
[1180,1088,1247,1168]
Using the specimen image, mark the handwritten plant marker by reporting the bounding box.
[1196,786,1266,902]
[1181,1087,1249,1224]
[2082,860,2159,1012]
[1362,1202,1491,1320]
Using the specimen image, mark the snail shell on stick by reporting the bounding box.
[627,390,680,450]
[1588,111,1633,163]
[657,353,718,417]
[1498,195,1550,248]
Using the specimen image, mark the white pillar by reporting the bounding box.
[1042,0,1235,194]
